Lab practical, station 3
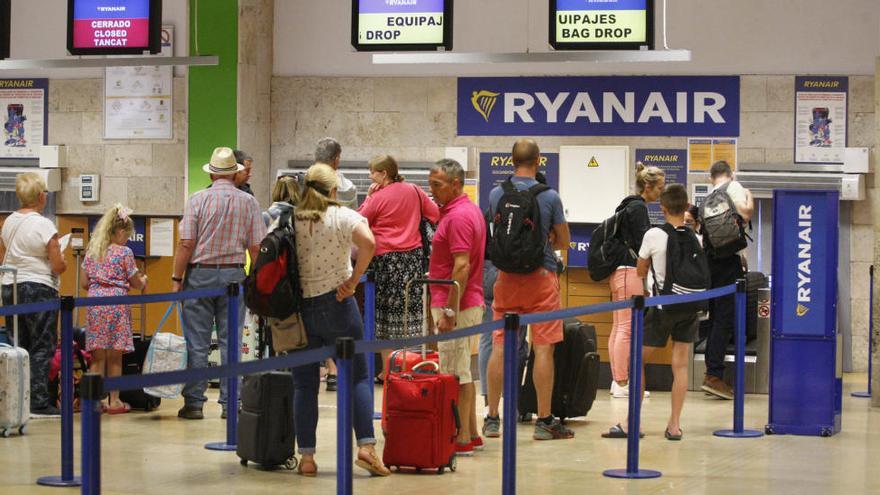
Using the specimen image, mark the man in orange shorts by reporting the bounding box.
[483,139,573,440]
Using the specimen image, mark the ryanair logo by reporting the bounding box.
[471,90,500,122]
[796,304,810,317]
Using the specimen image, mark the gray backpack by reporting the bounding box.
[699,182,748,258]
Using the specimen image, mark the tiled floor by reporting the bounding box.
[2,374,879,494]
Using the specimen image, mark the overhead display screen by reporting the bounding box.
[550,0,653,50]
[67,0,161,55]
[352,0,453,52]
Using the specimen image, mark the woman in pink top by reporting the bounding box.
[359,155,440,379]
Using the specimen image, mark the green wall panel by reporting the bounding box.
[187,0,238,193]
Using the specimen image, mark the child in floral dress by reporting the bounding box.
[80,205,147,414]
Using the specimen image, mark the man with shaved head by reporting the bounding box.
[483,139,573,441]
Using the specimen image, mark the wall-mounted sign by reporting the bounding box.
[458,76,740,137]
[567,223,593,268]
[478,152,559,211]
[687,137,737,173]
[68,0,162,55]
[89,215,147,257]
[351,0,453,52]
[550,0,653,50]
[635,149,687,225]
[0,78,48,160]
[794,76,848,164]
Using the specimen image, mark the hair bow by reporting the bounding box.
[116,205,133,221]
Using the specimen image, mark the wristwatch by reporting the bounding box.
[442,307,455,318]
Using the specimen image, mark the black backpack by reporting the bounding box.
[486,177,550,274]
[651,224,711,313]
[700,182,749,257]
[587,209,637,281]
[244,210,301,319]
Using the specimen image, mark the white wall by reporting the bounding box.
[274,0,880,76]
[4,0,188,79]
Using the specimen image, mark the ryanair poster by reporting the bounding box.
[478,152,559,211]
[635,148,687,225]
[771,190,838,339]
[458,76,740,137]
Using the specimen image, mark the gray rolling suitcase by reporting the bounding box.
[0,264,29,436]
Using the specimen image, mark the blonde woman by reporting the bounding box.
[291,163,390,478]
[0,172,67,416]
[605,163,665,403]
[80,205,147,414]
[358,155,439,380]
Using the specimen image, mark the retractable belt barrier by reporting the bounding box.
[6,280,754,494]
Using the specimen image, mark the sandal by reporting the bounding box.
[297,458,317,477]
[106,402,131,415]
[665,428,683,441]
[355,448,391,477]
[601,423,645,439]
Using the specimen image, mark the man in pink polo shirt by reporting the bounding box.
[427,158,486,457]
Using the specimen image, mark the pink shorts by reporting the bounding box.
[492,268,562,346]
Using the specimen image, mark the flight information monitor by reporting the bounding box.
[352,0,453,52]
[550,0,653,50]
[67,0,162,55]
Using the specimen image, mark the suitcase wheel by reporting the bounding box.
[284,456,298,470]
[240,459,248,466]
[438,467,444,475]
[18,425,26,435]
[448,456,457,472]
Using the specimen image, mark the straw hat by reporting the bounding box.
[202,147,245,175]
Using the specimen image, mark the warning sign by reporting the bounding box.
[588,156,599,168]
[758,298,770,318]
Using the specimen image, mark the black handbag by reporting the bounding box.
[414,185,435,274]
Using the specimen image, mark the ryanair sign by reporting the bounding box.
[457,76,740,137]
[771,190,838,339]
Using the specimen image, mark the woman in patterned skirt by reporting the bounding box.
[358,155,440,380]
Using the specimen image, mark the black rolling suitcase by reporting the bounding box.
[119,334,161,411]
[237,371,297,470]
[519,318,599,422]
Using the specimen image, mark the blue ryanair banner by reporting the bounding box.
[567,224,594,268]
[458,76,740,137]
[771,190,839,339]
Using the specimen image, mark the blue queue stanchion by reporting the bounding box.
[80,373,103,495]
[502,313,520,495]
[852,265,873,398]
[361,274,382,420]
[206,283,241,451]
[604,296,661,479]
[336,337,355,495]
[36,296,82,487]
[714,279,764,438]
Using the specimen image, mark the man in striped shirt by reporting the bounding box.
[172,147,267,420]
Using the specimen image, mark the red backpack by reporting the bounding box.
[244,210,301,319]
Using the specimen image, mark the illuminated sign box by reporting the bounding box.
[352,0,453,52]
[549,0,653,50]
[67,0,162,55]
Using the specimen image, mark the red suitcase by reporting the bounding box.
[381,366,460,473]
[387,348,439,374]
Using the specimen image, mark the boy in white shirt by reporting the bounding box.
[637,184,704,441]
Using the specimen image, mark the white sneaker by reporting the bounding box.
[611,382,650,399]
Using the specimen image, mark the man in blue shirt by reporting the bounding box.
[483,139,573,441]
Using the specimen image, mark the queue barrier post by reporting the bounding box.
[362,274,382,420]
[37,296,82,487]
[502,313,520,495]
[206,283,240,451]
[714,279,764,438]
[604,296,661,479]
[80,373,103,495]
[336,337,355,495]
[852,265,873,398]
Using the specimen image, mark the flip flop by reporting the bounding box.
[665,428,683,441]
[601,423,645,439]
[106,402,131,415]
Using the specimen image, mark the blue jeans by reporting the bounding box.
[292,291,376,454]
[180,267,245,408]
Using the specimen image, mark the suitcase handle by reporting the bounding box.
[411,361,439,373]
[401,278,460,372]
[451,400,461,435]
